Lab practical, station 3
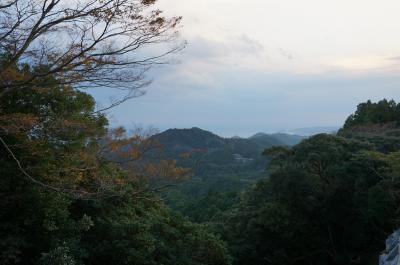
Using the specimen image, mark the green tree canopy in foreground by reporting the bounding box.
[0,63,231,265]
[221,129,400,265]
[0,1,232,264]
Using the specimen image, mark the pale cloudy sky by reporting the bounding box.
[93,0,400,137]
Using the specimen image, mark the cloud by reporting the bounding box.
[278,48,295,60]
[89,0,400,136]
[182,34,265,62]
[91,63,400,137]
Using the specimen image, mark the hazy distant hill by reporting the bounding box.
[249,132,305,146]
[285,126,339,136]
[149,127,307,220]
[154,127,304,153]
[152,128,268,176]
[151,127,302,160]
[150,127,305,178]
[152,127,225,151]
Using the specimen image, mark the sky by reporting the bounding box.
[92,0,400,137]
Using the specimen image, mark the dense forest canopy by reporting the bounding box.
[0,60,232,265]
[2,53,400,265]
[148,127,303,220]
[343,99,400,129]
[1,1,400,265]
[0,1,231,265]
[339,99,400,152]
[205,99,400,265]
[219,135,400,265]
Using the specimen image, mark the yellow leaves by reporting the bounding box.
[105,127,161,160]
[104,127,189,182]
[122,148,141,160]
[0,113,39,136]
[111,126,127,139]
[75,172,85,182]
[0,65,32,85]
[61,119,86,128]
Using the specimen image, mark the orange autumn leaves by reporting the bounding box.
[104,127,190,182]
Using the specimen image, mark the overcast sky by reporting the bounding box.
[92,0,400,137]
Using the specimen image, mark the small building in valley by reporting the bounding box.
[232,153,253,164]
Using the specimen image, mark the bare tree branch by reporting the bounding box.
[0,134,95,198]
[0,0,184,110]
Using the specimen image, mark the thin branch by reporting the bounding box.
[0,134,107,198]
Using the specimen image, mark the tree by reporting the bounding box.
[0,0,184,108]
[341,99,400,129]
[0,0,186,197]
[339,99,400,152]
[223,134,400,265]
[0,69,231,265]
[0,2,234,265]
[0,54,191,197]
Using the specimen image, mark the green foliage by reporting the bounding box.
[0,70,231,265]
[0,72,108,264]
[222,134,400,265]
[250,132,304,147]
[174,189,241,223]
[78,196,231,265]
[150,127,294,177]
[339,99,400,152]
[4,57,400,265]
[150,128,299,221]
[39,246,77,265]
[342,99,400,128]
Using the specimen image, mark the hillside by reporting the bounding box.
[250,132,305,146]
[149,127,306,219]
[151,127,302,177]
[153,127,225,151]
[338,99,400,152]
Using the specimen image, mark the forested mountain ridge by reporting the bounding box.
[153,127,304,152]
[249,132,305,147]
[152,127,225,150]
[342,99,400,129]
[148,127,306,222]
[2,65,400,265]
[151,127,304,173]
[338,99,400,152]
[215,98,400,265]
[2,1,399,264]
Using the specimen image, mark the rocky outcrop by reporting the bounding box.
[380,230,400,265]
